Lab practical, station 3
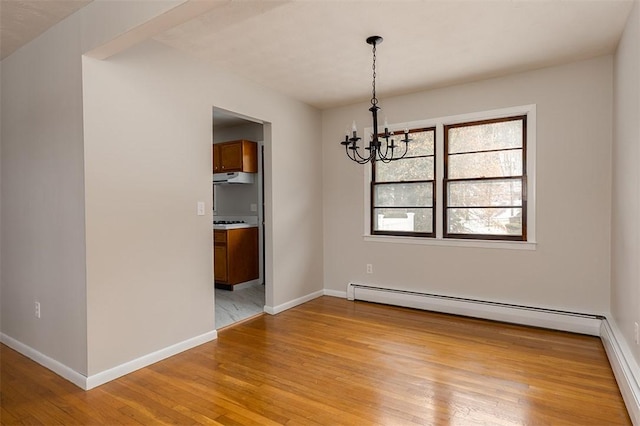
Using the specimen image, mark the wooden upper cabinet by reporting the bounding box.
[213,140,258,173]
[212,144,221,173]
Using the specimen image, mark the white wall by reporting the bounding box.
[0,12,88,374]
[213,121,264,143]
[323,56,613,315]
[82,41,323,374]
[215,180,259,217]
[1,0,323,379]
[612,0,640,367]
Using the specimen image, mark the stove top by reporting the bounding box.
[213,220,245,225]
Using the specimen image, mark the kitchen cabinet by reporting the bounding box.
[214,227,259,288]
[213,140,258,173]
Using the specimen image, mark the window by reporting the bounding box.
[371,128,436,237]
[445,116,526,240]
[367,106,533,245]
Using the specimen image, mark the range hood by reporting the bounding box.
[213,172,255,185]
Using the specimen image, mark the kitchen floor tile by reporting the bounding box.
[215,282,265,329]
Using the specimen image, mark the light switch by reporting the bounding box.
[197,201,206,216]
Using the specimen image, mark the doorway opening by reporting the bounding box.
[212,107,269,329]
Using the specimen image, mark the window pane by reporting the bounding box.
[381,129,434,157]
[448,150,522,179]
[374,182,433,207]
[376,157,434,182]
[447,207,522,235]
[405,129,434,157]
[374,208,433,233]
[448,119,523,154]
[448,179,522,207]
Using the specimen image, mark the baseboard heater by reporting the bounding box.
[347,283,604,336]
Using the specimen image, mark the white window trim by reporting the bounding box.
[363,104,537,250]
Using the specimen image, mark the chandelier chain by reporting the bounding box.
[340,35,412,164]
[371,43,377,106]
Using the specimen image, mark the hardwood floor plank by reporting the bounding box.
[1,296,631,425]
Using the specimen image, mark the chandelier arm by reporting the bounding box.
[351,143,371,163]
[359,155,373,165]
[376,141,389,161]
[390,139,408,160]
[345,145,357,162]
[353,149,366,162]
[394,146,409,161]
[361,146,377,163]
[397,134,413,160]
[376,132,411,162]
[394,136,412,161]
[350,146,372,164]
[378,137,398,162]
[378,147,387,162]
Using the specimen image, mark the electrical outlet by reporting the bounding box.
[197,201,206,216]
[366,264,373,274]
[35,301,41,319]
[634,322,639,345]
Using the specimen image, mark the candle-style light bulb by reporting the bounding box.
[351,121,358,138]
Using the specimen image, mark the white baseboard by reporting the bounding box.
[2,330,217,390]
[347,283,602,336]
[264,290,324,315]
[600,318,640,425]
[229,279,261,290]
[1,333,87,389]
[323,289,347,298]
[85,330,217,390]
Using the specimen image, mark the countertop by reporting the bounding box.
[213,223,258,230]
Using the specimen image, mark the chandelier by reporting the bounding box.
[341,36,411,164]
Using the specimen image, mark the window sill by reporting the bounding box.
[363,234,537,250]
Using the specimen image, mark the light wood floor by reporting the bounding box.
[1,296,631,425]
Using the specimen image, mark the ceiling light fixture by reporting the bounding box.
[341,36,411,164]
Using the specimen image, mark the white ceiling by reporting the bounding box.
[1,0,634,109]
[154,0,633,109]
[0,0,92,60]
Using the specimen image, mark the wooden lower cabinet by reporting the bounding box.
[214,227,259,288]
